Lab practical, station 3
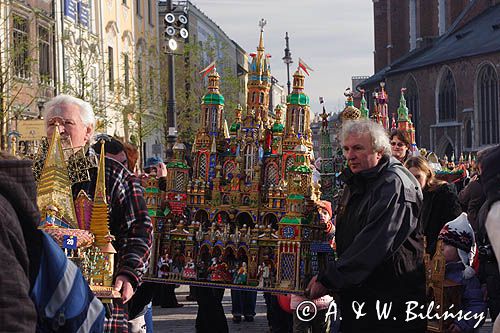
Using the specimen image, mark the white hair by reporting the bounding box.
[341,119,391,156]
[43,94,95,127]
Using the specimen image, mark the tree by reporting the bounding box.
[0,5,51,149]
[58,27,113,131]
[163,35,244,147]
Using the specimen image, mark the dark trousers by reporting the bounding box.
[194,287,228,333]
[159,284,179,307]
[486,273,500,320]
[231,290,257,317]
[263,292,293,333]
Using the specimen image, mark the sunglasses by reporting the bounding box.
[390,141,406,148]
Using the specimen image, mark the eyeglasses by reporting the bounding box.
[390,141,406,148]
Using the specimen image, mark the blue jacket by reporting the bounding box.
[446,261,487,332]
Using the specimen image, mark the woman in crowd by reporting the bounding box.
[405,156,462,255]
[389,129,411,163]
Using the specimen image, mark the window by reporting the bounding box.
[478,65,499,145]
[266,163,279,185]
[198,154,207,180]
[409,0,417,50]
[124,54,130,97]
[438,69,456,122]
[108,46,114,91]
[38,26,51,84]
[148,0,152,24]
[465,119,472,148]
[63,56,70,86]
[297,108,305,134]
[405,77,419,145]
[149,65,154,100]
[13,15,30,79]
[210,106,218,133]
[204,107,209,128]
[136,0,141,17]
[136,59,143,104]
[90,66,97,101]
[244,145,254,182]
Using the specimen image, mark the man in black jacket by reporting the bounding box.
[306,119,426,333]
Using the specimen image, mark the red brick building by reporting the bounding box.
[361,0,500,158]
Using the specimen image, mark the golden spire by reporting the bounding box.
[94,140,107,205]
[90,140,111,248]
[37,123,78,228]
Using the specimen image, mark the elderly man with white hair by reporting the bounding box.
[43,94,153,333]
[306,119,426,333]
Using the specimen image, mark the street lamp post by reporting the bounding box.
[37,100,45,120]
[282,32,293,95]
[165,0,177,160]
[163,0,189,161]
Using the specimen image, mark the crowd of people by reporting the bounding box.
[2,95,500,333]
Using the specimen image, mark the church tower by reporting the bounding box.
[247,19,272,123]
[193,69,225,182]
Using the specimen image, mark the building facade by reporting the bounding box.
[1,0,56,150]
[362,0,500,158]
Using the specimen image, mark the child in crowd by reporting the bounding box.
[290,200,335,333]
[437,213,487,333]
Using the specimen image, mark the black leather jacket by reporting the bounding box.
[318,156,426,332]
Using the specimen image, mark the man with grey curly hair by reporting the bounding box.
[306,119,426,333]
[340,119,392,173]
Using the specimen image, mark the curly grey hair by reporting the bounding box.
[340,119,391,156]
[43,94,96,128]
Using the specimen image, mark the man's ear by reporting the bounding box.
[84,125,94,143]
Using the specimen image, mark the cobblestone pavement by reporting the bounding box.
[152,286,493,332]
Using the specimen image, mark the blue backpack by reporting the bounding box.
[30,232,105,332]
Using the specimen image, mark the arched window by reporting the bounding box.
[210,106,218,133]
[175,171,185,191]
[198,154,207,180]
[285,156,294,172]
[478,65,499,145]
[252,92,256,103]
[297,108,305,134]
[405,77,419,145]
[204,107,209,127]
[464,119,472,149]
[266,163,279,185]
[223,161,236,179]
[244,145,254,181]
[438,69,456,122]
[259,92,264,104]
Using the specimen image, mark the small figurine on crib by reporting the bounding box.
[263,262,272,287]
[257,262,266,288]
[182,257,197,280]
[233,262,247,285]
[209,256,232,282]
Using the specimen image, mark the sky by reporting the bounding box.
[191,0,374,115]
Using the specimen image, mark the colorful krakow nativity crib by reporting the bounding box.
[144,22,334,293]
[36,124,119,300]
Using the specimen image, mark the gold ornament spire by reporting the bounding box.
[90,140,111,248]
[37,123,78,228]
